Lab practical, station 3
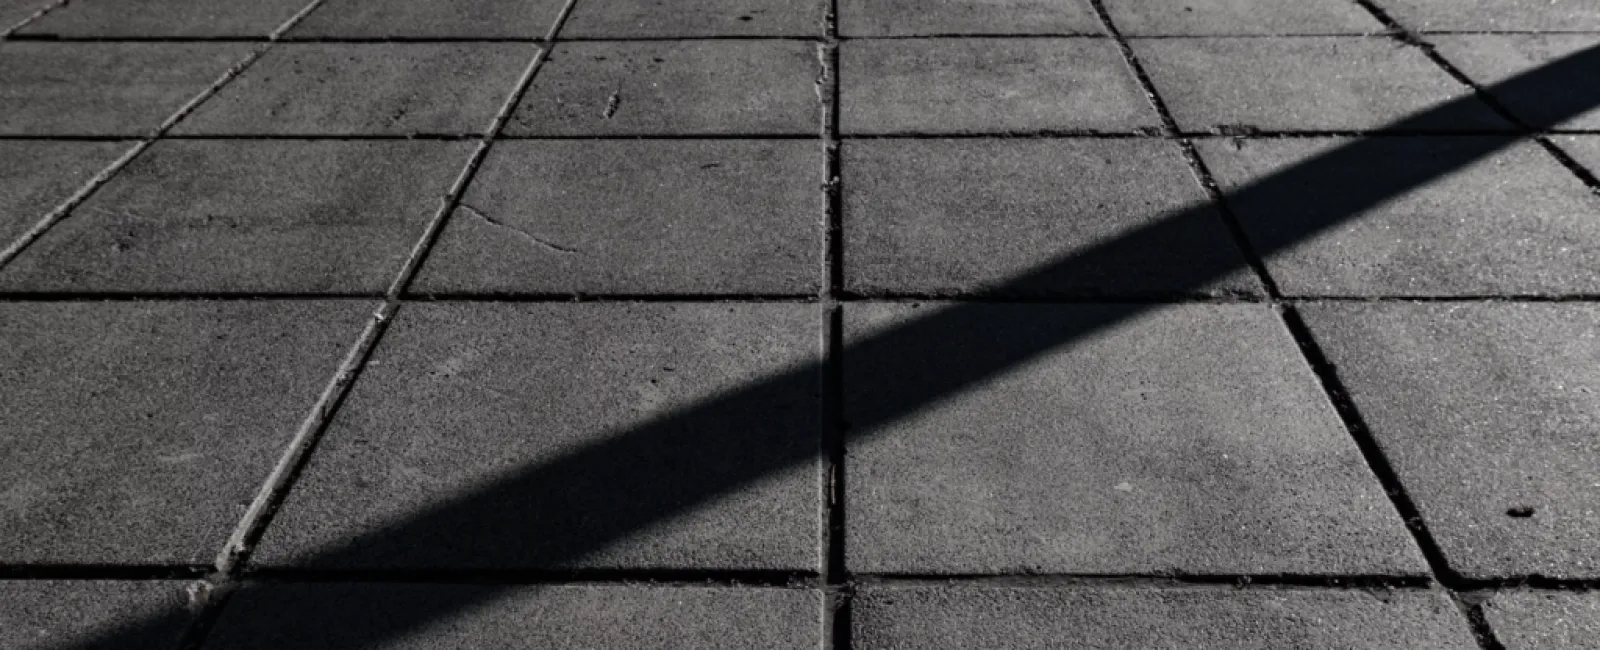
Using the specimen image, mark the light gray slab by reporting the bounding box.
[1483,591,1600,650]
[18,0,311,37]
[1,0,59,31]
[838,0,1102,37]
[0,581,192,650]
[288,0,566,38]
[563,0,826,37]
[1378,0,1600,31]
[1433,35,1600,130]
[0,43,251,135]
[1103,0,1384,35]
[0,140,128,248]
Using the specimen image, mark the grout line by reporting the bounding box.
[24,31,1597,44]
[820,4,853,650]
[7,293,1600,305]
[5,129,1600,142]
[0,565,212,581]
[857,573,1433,589]
[240,567,819,588]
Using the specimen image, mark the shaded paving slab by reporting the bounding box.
[1432,34,1600,131]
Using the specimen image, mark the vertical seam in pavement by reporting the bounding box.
[820,2,852,649]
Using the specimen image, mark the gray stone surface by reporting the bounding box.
[0,301,373,564]
[838,0,1102,37]
[842,139,1259,297]
[1558,135,1600,178]
[0,581,192,650]
[1,0,55,31]
[563,0,826,37]
[1377,0,1600,32]
[1483,591,1600,650]
[0,43,250,135]
[841,38,1156,134]
[853,586,1478,649]
[1300,303,1600,580]
[506,41,819,136]
[844,303,1425,575]
[412,140,822,295]
[204,584,822,649]
[1103,0,1384,35]
[1432,35,1600,130]
[172,44,532,135]
[0,141,471,294]
[18,0,310,37]
[1132,37,1511,132]
[0,140,128,249]
[289,0,565,38]
[253,303,822,570]
[1198,137,1600,297]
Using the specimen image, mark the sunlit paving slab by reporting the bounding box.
[16,0,312,38]
[287,0,569,39]
[1480,591,1600,650]
[1101,0,1384,36]
[1432,35,1600,130]
[1376,0,1600,32]
[0,140,128,249]
[563,0,826,37]
[837,0,1102,37]
[0,43,251,135]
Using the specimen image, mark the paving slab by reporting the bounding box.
[838,0,1102,37]
[288,0,565,39]
[1132,37,1511,132]
[412,140,822,296]
[1376,0,1600,32]
[1198,137,1600,296]
[1482,591,1600,650]
[840,38,1157,134]
[853,586,1478,649]
[0,140,472,294]
[0,140,128,249]
[0,43,250,135]
[1300,303,1600,580]
[171,43,533,135]
[1432,35,1600,130]
[506,41,819,136]
[17,0,310,37]
[0,301,373,564]
[844,303,1425,575]
[1557,135,1600,177]
[842,139,1259,297]
[0,0,57,31]
[253,303,822,571]
[0,581,192,650]
[563,0,826,37]
[1103,0,1384,36]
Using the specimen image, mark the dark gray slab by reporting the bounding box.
[1483,591,1600,650]
[1198,137,1600,296]
[1378,0,1600,31]
[0,43,250,135]
[289,0,566,38]
[18,0,309,37]
[412,140,822,295]
[842,139,1259,297]
[253,303,822,570]
[506,41,819,136]
[563,0,825,37]
[172,44,533,135]
[853,586,1478,649]
[841,38,1156,134]
[0,301,373,564]
[0,581,191,650]
[1132,37,1511,132]
[1433,35,1600,130]
[1301,303,1600,580]
[1,0,55,31]
[844,303,1425,575]
[1103,0,1383,35]
[0,140,471,294]
[838,0,1101,37]
[0,140,128,249]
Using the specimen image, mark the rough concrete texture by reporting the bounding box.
[507,41,819,136]
[1376,0,1600,32]
[1199,137,1600,297]
[412,140,822,295]
[563,0,826,37]
[0,0,54,31]
[253,303,822,571]
[0,140,128,248]
[289,0,566,39]
[838,0,1102,37]
[0,43,250,135]
[844,303,1425,575]
[0,140,471,294]
[1432,35,1600,130]
[1132,37,1511,132]
[1482,591,1600,650]
[0,301,373,564]
[1558,136,1600,178]
[1300,303,1600,580]
[18,0,310,37]
[1103,0,1385,35]
[852,586,1479,649]
[0,581,192,650]
[842,139,1260,297]
[172,43,533,135]
[842,38,1157,134]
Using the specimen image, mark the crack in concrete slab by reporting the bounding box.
[457,202,579,255]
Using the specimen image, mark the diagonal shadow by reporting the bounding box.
[55,43,1600,649]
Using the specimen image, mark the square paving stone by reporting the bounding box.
[853,586,1478,649]
[0,140,128,251]
[0,301,374,564]
[506,41,819,136]
[412,140,822,296]
[0,43,251,135]
[288,0,566,39]
[563,0,826,37]
[204,584,822,649]
[1482,591,1600,650]
[0,581,192,650]
[172,43,533,135]
[17,0,311,37]
[841,38,1157,134]
[1102,0,1384,36]
[1377,0,1600,32]
[1132,37,1511,132]
[1432,35,1600,130]
[0,140,472,294]
[838,0,1102,37]
[844,303,1425,575]
[252,303,823,571]
[1198,137,1600,296]
[1300,303,1600,580]
[842,139,1259,297]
